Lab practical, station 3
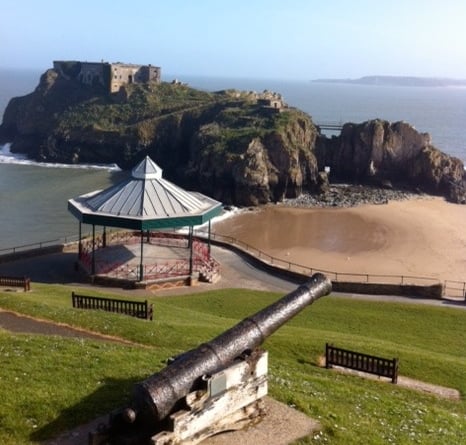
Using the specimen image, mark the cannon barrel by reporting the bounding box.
[126,273,331,426]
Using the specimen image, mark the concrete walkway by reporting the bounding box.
[0,244,464,309]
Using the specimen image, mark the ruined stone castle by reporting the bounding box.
[53,61,161,93]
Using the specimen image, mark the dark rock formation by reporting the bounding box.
[0,69,320,206]
[0,69,102,154]
[317,120,466,204]
[282,185,420,208]
[186,114,319,205]
[1,69,465,205]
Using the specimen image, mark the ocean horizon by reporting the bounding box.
[0,68,465,249]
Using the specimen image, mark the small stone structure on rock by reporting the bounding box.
[257,90,286,113]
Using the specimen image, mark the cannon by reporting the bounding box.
[90,273,331,445]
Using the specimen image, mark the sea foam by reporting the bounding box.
[0,143,120,171]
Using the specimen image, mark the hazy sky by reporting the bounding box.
[2,0,466,80]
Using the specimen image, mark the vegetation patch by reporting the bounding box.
[57,82,219,132]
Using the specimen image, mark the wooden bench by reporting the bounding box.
[71,292,153,320]
[0,276,31,292]
[325,343,399,383]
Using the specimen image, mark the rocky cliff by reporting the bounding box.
[317,120,466,203]
[1,69,465,205]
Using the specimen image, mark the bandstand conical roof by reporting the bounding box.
[68,156,222,230]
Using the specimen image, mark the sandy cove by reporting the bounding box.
[212,197,466,284]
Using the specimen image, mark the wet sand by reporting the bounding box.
[213,197,466,283]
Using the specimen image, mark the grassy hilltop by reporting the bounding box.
[0,284,465,444]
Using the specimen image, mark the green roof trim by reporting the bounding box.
[67,156,223,230]
[68,201,223,230]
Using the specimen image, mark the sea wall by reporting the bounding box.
[206,236,444,299]
[0,242,77,264]
[331,282,443,299]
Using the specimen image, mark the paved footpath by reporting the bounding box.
[0,245,464,309]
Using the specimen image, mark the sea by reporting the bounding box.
[1,68,465,250]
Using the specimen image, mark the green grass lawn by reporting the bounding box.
[0,284,465,444]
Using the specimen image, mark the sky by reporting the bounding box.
[2,0,466,81]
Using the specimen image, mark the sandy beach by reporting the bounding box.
[212,197,466,284]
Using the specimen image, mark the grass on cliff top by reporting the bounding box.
[196,105,303,156]
[0,284,465,444]
[56,81,302,138]
[57,82,221,131]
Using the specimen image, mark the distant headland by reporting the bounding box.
[313,75,466,87]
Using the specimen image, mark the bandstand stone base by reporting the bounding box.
[88,273,205,290]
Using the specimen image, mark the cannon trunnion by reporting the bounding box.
[90,273,331,445]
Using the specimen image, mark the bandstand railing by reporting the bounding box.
[78,230,217,282]
[192,229,463,300]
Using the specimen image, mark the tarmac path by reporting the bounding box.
[0,244,464,340]
[0,245,464,307]
[0,245,299,339]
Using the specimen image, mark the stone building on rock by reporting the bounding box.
[53,60,161,93]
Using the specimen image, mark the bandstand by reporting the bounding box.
[68,156,223,288]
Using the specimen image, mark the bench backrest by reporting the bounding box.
[325,343,398,383]
[72,292,153,320]
[0,276,31,291]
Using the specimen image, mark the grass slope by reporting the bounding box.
[0,284,465,444]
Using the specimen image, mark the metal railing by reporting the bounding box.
[444,280,466,299]
[0,235,81,255]
[193,229,463,298]
[1,230,465,299]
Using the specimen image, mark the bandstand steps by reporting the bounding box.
[199,268,221,283]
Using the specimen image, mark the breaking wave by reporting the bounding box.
[0,143,120,171]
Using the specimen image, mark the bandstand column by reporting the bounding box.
[189,226,194,275]
[91,224,96,275]
[78,222,82,259]
[102,226,107,248]
[208,220,212,255]
[139,230,144,281]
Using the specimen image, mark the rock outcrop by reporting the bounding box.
[0,69,320,206]
[187,114,319,205]
[318,120,466,203]
[1,69,465,205]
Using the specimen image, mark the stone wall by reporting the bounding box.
[332,281,443,299]
[110,64,161,93]
[53,60,161,93]
[206,237,444,299]
[79,62,106,87]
